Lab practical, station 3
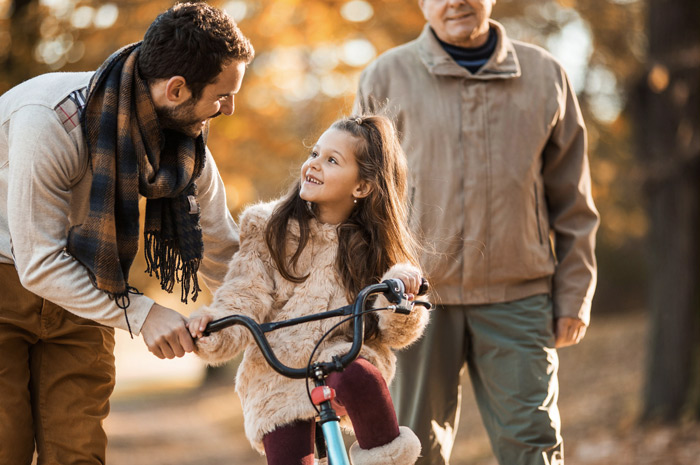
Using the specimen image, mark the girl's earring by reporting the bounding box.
[353,198,357,204]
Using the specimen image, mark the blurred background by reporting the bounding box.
[2,0,698,463]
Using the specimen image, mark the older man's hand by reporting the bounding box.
[555,317,587,348]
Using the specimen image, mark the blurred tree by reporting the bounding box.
[632,0,700,422]
[0,0,43,91]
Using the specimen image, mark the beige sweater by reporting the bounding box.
[192,199,429,452]
[0,72,239,333]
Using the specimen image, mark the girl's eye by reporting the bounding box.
[310,151,319,158]
[329,157,337,164]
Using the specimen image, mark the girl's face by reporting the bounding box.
[299,128,369,224]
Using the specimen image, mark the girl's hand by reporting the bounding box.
[188,314,214,339]
[394,268,423,299]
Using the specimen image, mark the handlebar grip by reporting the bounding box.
[417,278,429,296]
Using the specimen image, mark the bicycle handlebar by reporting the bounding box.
[202,278,430,380]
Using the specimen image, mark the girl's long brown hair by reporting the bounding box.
[264,115,421,338]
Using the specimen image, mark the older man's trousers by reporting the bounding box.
[390,294,564,465]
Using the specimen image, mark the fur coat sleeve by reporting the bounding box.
[191,202,276,366]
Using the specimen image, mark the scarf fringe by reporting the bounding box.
[145,232,202,304]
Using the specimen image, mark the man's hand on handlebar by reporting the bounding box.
[141,303,195,359]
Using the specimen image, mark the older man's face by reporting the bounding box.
[419,0,496,48]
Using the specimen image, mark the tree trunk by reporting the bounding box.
[1,0,42,91]
[634,0,700,422]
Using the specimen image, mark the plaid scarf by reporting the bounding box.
[68,42,205,330]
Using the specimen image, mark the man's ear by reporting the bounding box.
[418,0,427,17]
[353,181,373,199]
[164,76,191,104]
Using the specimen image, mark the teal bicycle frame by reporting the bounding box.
[321,422,348,464]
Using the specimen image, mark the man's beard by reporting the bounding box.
[156,98,220,138]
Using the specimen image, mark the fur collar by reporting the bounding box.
[239,198,338,246]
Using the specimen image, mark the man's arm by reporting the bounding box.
[542,66,600,336]
[196,149,240,294]
[7,105,154,332]
[353,64,389,116]
[8,105,194,358]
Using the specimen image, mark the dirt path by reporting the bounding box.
[104,311,700,464]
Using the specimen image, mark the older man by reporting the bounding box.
[354,1,599,464]
[0,3,253,463]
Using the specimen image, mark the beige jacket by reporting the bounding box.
[354,21,599,324]
[192,199,429,452]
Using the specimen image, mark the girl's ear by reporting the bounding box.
[353,180,372,199]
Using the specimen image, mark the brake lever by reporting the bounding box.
[392,298,433,314]
[392,295,413,315]
[412,300,432,310]
[383,277,430,314]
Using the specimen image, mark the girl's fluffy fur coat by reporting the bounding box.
[192,199,429,452]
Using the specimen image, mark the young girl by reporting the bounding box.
[188,115,429,465]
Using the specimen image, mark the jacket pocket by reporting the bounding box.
[534,183,544,245]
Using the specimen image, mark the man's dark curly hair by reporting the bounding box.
[138,2,254,100]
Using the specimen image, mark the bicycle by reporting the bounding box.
[202,277,431,465]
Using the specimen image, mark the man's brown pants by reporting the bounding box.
[0,263,115,465]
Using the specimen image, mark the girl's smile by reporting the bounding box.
[304,174,323,185]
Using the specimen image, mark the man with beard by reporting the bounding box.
[0,3,254,464]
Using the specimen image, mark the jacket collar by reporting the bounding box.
[417,19,521,80]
